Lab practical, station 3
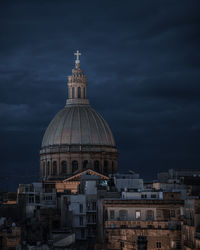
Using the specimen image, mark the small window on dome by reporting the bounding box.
[72,87,75,98]
[78,87,81,98]
[47,162,50,176]
[83,87,85,98]
[111,161,115,173]
[103,160,108,174]
[83,160,88,170]
[72,160,78,173]
[61,161,67,174]
[52,161,57,176]
[94,160,100,172]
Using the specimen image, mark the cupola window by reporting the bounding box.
[53,161,57,176]
[72,160,78,173]
[61,161,67,174]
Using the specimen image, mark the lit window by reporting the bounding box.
[136,210,141,220]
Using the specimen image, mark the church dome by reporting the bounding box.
[42,105,115,148]
[40,51,118,179]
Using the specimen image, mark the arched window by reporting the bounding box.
[43,162,45,176]
[47,161,50,176]
[72,160,78,173]
[52,161,57,176]
[72,87,75,98]
[83,87,85,98]
[103,160,108,174]
[83,160,88,170]
[111,161,114,174]
[78,87,81,98]
[94,160,99,172]
[61,161,67,174]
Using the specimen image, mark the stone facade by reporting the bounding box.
[102,198,183,250]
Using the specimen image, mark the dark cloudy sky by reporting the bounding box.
[0,0,200,191]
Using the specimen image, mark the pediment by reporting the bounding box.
[63,169,109,182]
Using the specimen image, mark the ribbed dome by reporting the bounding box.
[42,105,116,148]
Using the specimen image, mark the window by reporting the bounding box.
[170,210,175,217]
[94,160,99,172]
[119,210,128,220]
[92,201,96,210]
[80,204,83,213]
[92,214,96,222]
[110,210,115,220]
[156,242,161,248]
[83,160,88,170]
[136,210,141,220]
[78,87,81,98]
[176,241,181,249]
[111,161,114,173]
[47,162,50,176]
[43,162,45,176]
[61,161,67,174]
[120,241,124,249]
[35,195,40,203]
[52,161,57,176]
[81,229,85,238]
[156,209,162,219]
[146,210,154,220]
[151,194,157,198]
[103,160,108,174]
[28,195,34,203]
[83,87,86,98]
[72,87,75,98]
[79,216,83,225]
[72,160,78,173]
[137,236,147,248]
[141,194,147,199]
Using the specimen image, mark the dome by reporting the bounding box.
[40,51,118,179]
[42,105,116,148]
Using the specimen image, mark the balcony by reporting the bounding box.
[105,220,181,231]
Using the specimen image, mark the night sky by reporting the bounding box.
[1,1,200,191]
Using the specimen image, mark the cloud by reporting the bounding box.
[0,0,200,190]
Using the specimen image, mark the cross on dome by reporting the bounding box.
[74,50,81,68]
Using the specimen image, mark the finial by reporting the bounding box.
[74,50,81,68]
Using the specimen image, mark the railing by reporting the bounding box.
[87,221,96,224]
